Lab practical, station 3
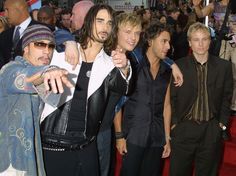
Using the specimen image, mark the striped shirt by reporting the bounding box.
[186,58,213,122]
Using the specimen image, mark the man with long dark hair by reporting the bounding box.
[40,4,131,176]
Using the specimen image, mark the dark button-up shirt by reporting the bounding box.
[186,57,213,122]
[123,55,171,147]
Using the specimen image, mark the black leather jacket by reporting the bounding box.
[41,68,130,149]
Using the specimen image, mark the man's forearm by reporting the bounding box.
[114,110,123,133]
[26,66,59,86]
[194,5,204,18]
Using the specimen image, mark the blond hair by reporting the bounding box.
[187,22,210,40]
[116,12,142,29]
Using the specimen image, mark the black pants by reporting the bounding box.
[120,142,164,176]
[43,140,99,176]
[170,119,223,176]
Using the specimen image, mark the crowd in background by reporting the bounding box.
[0,0,233,62]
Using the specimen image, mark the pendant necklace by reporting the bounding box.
[81,48,92,78]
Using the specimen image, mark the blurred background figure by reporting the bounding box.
[0,0,39,69]
[38,5,56,28]
[70,0,94,34]
[60,9,71,32]
[142,8,152,22]
[133,5,139,14]
[0,16,9,33]
[166,7,180,27]
[159,14,167,25]
[30,9,39,21]
[137,8,152,31]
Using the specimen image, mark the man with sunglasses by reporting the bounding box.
[0,24,73,176]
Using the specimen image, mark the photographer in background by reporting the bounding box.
[193,0,236,115]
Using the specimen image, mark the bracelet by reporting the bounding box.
[40,65,59,78]
[166,135,171,141]
[115,132,124,139]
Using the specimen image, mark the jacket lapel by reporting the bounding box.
[87,49,114,98]
[187,56,198,90]
[207,55,218,86]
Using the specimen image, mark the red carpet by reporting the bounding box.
[114,117,236,176]
[219,116,236,176]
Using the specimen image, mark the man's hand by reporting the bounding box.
[171,64,183,87]
[111,48,128,69]
[65,41,79,70]
[162,140,171,158]
[43,69,74,94]
[116,138,127,155]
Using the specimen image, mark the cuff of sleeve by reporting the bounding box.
[163,57,174,68]
[119,60,132,81]
[54,29,75,52]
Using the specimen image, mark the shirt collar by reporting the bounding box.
[144,54,170,75]
[192,55,208,66]
[15,17,32,38]
[15,55,30,66]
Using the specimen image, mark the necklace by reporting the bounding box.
[86,70,91,78]
[80,47,92,78]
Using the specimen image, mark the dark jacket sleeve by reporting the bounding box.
[219,61,233,126]
[108,68,131,96]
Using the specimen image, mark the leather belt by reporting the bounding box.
[42,136,96,151]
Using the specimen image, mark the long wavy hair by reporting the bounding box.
[78,4,115,53]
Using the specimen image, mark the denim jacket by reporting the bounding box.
[0,56,60,176]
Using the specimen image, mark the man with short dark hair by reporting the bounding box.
[166,7,180,27]
[60,9,71,32]
[37,6,56,28]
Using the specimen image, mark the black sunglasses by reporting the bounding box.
[34,42,55,50]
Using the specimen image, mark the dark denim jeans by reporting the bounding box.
[97,129,112,176]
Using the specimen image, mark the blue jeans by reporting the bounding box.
[97,129,112,176]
